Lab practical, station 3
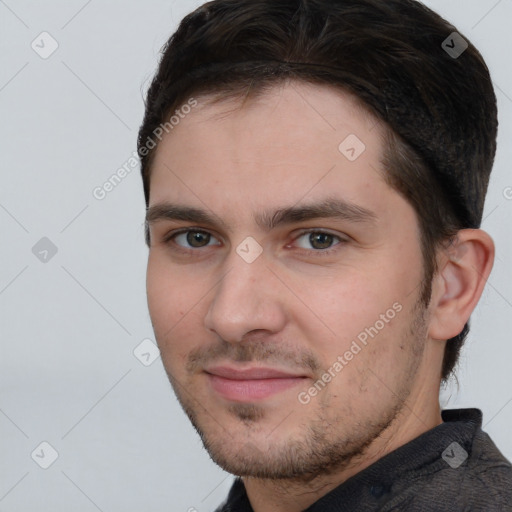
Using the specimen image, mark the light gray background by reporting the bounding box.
[1,1,511,511]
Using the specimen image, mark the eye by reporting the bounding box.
[166,229,221,249]
[293,230,345,252]
[162,228,346,256]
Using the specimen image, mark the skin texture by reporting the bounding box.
[145,82,494,512]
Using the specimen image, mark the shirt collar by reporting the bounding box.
[216,408,483,512]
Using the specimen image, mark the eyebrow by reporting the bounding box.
[145,197,377,233]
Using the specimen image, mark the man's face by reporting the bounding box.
[146,82,432,478]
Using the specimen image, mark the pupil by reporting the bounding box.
[311,233,332,249]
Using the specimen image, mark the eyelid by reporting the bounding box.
[289,228,347,253]
[162,227,222,246]
[292,227,348,241]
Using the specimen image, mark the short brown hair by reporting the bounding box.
[138,0,498,381]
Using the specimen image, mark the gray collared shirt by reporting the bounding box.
[215,409,512,511]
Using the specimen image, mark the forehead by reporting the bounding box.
[148,82,398,227]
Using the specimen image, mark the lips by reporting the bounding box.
[205,365,308,402]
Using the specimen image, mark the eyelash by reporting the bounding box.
[162,228,346,257]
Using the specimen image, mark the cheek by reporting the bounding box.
[294,272,381,339]
[147,255,176,326]
[146,254,204,359]
[293,265,413,370]
[147,252,204,315]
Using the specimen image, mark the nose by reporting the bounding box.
[204,251,287,343]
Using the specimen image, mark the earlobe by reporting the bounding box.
[428,229,494,341]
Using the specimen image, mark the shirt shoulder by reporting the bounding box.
[384,428,512,512]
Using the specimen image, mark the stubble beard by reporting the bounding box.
[165,296,429,481]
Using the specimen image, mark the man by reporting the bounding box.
[138,0,512,510]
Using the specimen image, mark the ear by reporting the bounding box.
[428,229,494,341]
